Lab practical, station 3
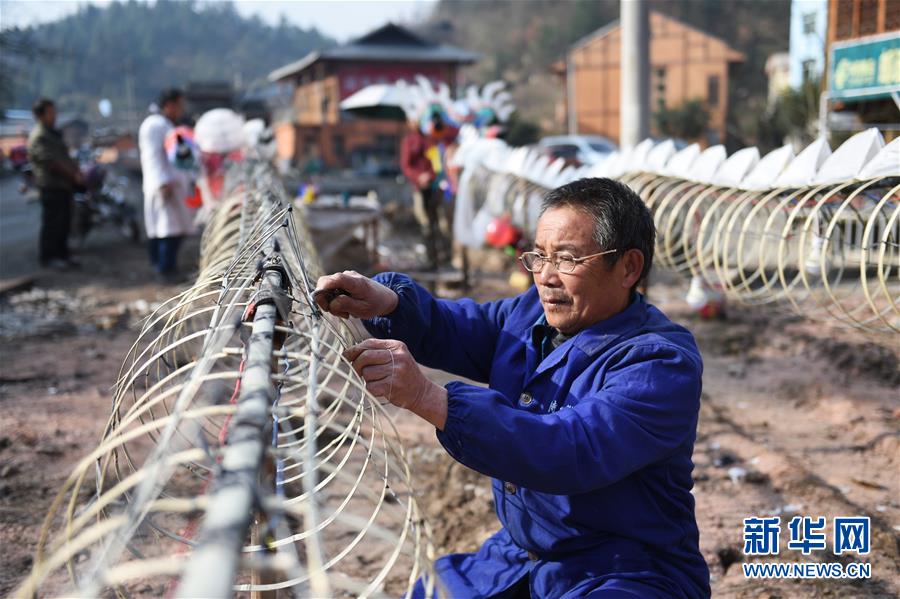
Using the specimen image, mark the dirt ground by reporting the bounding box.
[1,217,898,597]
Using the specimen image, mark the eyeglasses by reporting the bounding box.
[519,248,618,273]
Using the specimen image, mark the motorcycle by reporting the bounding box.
[18,147,141,245]
[71,160,141,246]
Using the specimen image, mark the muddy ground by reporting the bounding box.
[1,212,898,598]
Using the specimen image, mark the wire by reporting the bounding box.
[20,160,438,599]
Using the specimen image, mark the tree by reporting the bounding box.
[2,0,335,116]
[774,77,821,143]
[754,77,821,149]
[0,30,60,112]
[504,113,541,146]
[654,100,710,141]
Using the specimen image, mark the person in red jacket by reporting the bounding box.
[399,109,457,270]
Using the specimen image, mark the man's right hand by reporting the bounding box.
[314,271,398,319]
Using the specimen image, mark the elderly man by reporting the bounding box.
[316,178,709,598]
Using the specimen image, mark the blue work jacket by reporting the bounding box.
[364,273,709,598]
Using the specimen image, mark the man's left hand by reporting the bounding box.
[343,338,447,429]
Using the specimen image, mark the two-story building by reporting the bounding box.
[269,23,479,170]
[554,11,745,146]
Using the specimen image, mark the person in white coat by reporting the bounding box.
[139,88,194,282]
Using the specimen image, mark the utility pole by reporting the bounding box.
[567,55,577,134]
[620,0,650,149]
[124,58,137,132]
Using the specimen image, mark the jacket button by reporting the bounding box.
[527,551,539,561]
[504,481,517,494]
[519,392,533,406]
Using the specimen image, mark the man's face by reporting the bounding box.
[532,206,634,335]
[164,97,185,122]
[41,105,57,128]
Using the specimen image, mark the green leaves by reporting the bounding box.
[654,100,711,141]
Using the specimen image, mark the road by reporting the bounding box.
[0,172,143,280]
[0,174,42,279]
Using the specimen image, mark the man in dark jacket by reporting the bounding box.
[27,98,83,270]
[316,178,710,598]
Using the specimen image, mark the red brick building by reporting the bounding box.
[269,23,479,169]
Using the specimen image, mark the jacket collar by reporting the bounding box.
[35,122,61,137]
[525,293,648,381]
[570,292,648,357]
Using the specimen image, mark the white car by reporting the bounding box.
[538,135,617,166]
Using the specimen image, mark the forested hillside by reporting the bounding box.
[0,0,334,115]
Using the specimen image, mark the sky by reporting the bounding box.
[0,0,437,41]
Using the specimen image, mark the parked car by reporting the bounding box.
[538,135,617,167]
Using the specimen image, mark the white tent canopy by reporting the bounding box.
[339,83,405,113]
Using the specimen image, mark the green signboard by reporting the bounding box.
[830,32,900,101]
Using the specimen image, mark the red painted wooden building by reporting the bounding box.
[269,23,479,169]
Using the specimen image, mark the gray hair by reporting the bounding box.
[540,177,655,284]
